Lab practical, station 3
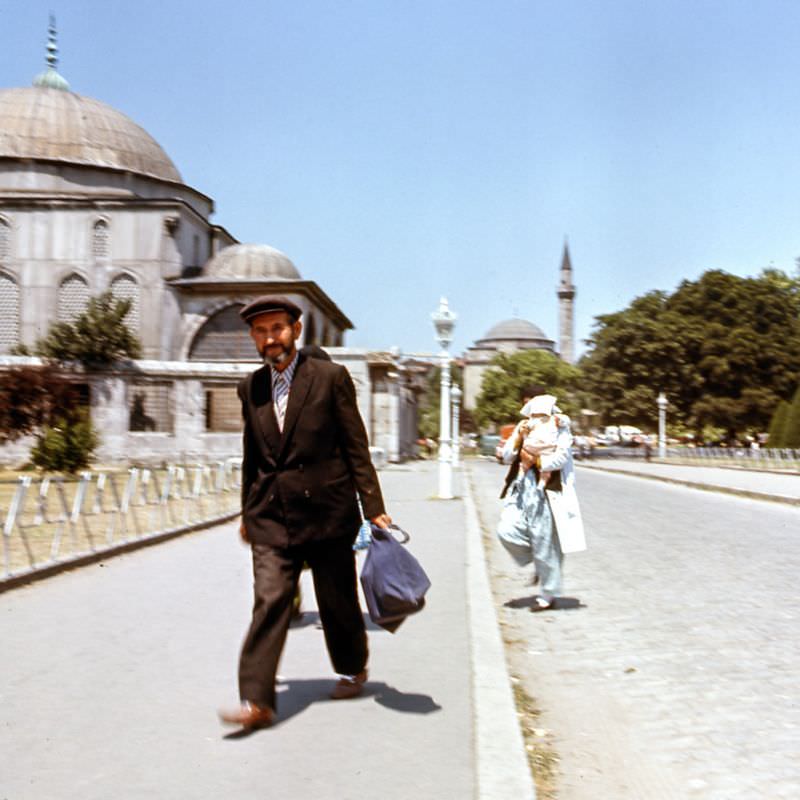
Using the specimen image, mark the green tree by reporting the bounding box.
[474,349,582,429]
[766,400,791,447]
[581,269,800,438]
[21,291,141,367]
[782,386,800,448]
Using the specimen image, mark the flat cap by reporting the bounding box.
[239,295,303,324]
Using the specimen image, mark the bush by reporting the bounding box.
[783,386,800,448]
[766,400,791,447]
[30,411,99,474]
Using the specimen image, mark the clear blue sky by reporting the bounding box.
[4,1,800,357]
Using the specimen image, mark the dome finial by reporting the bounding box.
[46,13,59,69]
[33,14,70,91]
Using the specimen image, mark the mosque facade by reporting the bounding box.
[0,29,420,465]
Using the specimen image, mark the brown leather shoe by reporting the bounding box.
[330,669,368,700]
[218,701,274,729]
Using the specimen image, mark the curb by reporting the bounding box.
[0,510,240,594]
[576,464,800,506]
[463,470,537,800]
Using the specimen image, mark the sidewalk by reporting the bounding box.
[0,461,534,800]
[577,458,800,505]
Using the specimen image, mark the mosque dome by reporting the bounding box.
[0,86,182,183]
[203,244,302,281]
[479,318,549,343]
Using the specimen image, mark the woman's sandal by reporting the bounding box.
[531,596,552,612]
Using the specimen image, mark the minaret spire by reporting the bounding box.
[33,15,70,91]
[557,239,576,364]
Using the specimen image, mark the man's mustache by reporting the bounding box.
[261,345,293,367]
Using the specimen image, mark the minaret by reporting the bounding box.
[557,240,576,363]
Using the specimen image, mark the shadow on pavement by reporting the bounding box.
[223,678,441,739]
[504,595,585,611]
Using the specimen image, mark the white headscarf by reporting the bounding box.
[520,394,559,417]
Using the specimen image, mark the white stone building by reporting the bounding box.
[0,31,419,465]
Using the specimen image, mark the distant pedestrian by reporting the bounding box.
[496,389,586,610]
[219,296,392,730]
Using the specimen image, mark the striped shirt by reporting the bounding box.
[270,353,298,432]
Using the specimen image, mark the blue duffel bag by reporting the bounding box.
[360,523,431,633]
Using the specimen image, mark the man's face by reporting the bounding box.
[249,310,302,367]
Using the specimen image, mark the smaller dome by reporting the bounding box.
[203,244,301,281]
[481,318,548,342]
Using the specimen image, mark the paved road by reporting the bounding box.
[0,462,533,800]
[580,458,800,504]
[469,459,800,800]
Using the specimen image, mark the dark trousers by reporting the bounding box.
[238,536,368,710]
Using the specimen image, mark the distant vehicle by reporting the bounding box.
[603,425,644,445]
[478,434,501,457]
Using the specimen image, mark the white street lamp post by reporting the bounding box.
[657,392,668,459]
[451,384,463,468]
[431,297,456,499]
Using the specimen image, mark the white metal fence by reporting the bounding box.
[1,460,241,582]
[584,446,800,470]
[665,446,800,468]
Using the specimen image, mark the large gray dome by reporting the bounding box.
[0,87,182,183]
[480,318,548,342]
[203,244,302,281]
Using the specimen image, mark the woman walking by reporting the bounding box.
[496,390,586,610]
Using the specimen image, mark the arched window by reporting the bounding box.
[189,305,256,361]
[0,218,10,262]
[110,273,139,332]
[58,273,89,322]
[92,219,109,260]
[0,271,20,353]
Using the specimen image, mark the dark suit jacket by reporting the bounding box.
[238,353,386,547]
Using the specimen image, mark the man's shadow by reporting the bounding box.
[223,678,441,739]
[504,595,585,611]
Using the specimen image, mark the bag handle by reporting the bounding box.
[370,522,410,544]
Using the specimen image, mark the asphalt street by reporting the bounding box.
[469,459,800,800]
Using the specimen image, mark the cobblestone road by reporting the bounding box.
[469,460,800,800]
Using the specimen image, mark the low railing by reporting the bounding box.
[1,460,242,581]
[664,446,800,470]
[577,445,800,471]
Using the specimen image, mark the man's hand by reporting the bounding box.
[239,521,250,545]
[370,513,392,529]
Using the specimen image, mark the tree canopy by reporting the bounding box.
[474,349,582,429]
[580,269,800,437]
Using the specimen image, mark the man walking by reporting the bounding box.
[219,296,391,730]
